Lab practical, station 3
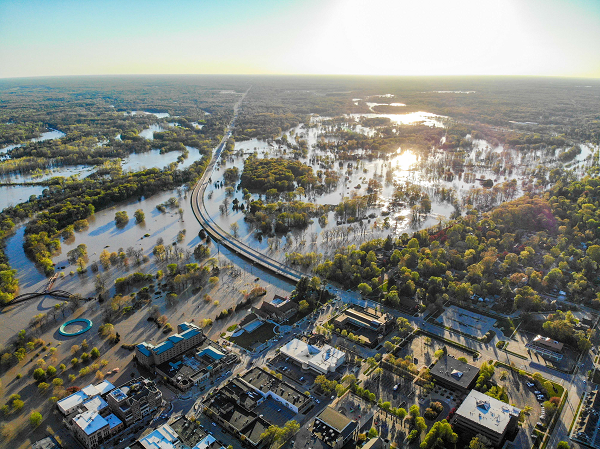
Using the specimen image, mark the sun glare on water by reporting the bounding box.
[391,149,418,170]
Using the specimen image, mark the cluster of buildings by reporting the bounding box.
[203,366,314,447]
[428,355,521,447]
[127,416,228,449]
[135,322,238,391]
[57,377,162,449]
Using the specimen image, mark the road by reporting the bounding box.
[189,87,306,285]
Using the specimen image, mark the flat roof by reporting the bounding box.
[430,355,479,389]
[455,390,521,433]
[95,380,116,395]
[83,396,108,413]
[207,392,255,432]
[57,390,89,412]
[242,366,311,408]
[105,413,123,430]
[280,339,345,373]
[170,416,208,446]
[137,424,180,449]
[316,406,352,432]
[73,411,109,436]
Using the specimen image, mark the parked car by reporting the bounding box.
[526,382,534,388]
[393,384,399,391]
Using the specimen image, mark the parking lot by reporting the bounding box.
[364,369,417,411]
[490,366,544,448]
[396,334,475,371]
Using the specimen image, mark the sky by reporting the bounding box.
[1,0,599,78]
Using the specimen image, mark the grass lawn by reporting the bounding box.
[230,321,276,350]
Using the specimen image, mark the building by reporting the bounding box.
[135,322,206,368]
[205,390,269,447]
[155,342,238,391]
[106,377,162,426]
[204,368,313,447]
[254,295,298,322]
[57,380,116,415]
[570,388,600,447]
[241,366,314,414]
[525,335,564,361]
[70,411,112,449]
[126,417,227,449]
[31,436,62,449]
[332,306,394,347]
[280,339,346,375]
[126,424,182,449]
[452,390,521,447]
[429,355,479,393]
[311,406,358,449]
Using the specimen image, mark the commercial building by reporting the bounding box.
[570,388,600,447]
[126,418,227,449]
[429,355,479,393]
[525,335,564,361]
[69,410,123,449]
[155,342,237,391]
[280,339,346,375]
[106,377,162,426]
[311,406,358,449]
[57,380,116,415]
[135,322,206,368]
[254,295,298,322]
[241,366,314,414]
[452,390,521,447]
[332,306,394,347]
[204,368,313,447]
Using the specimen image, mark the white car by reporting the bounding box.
[393,384,399,391]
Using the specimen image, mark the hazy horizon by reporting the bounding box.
[1,0,600,79]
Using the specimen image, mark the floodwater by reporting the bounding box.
[0,185,47,211]
[0,128,66,157]
[2,111,598,343]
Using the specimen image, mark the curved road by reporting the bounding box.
[190,89,304,284]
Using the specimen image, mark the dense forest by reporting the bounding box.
[312,170,600,352]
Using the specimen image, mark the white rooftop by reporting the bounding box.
[83,396,108,413]
[456,390,521,433]
[94,380,116,395]
[192,434,226,449]
[57,390,89,413]
[137,424,182,449]
[81,384,100,397]
[73,410,109,436]
[280,339,345,374]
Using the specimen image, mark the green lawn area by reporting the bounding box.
[230,321,276,350]
[497,317,520,336]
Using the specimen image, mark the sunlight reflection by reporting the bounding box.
[390,149,418,169]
